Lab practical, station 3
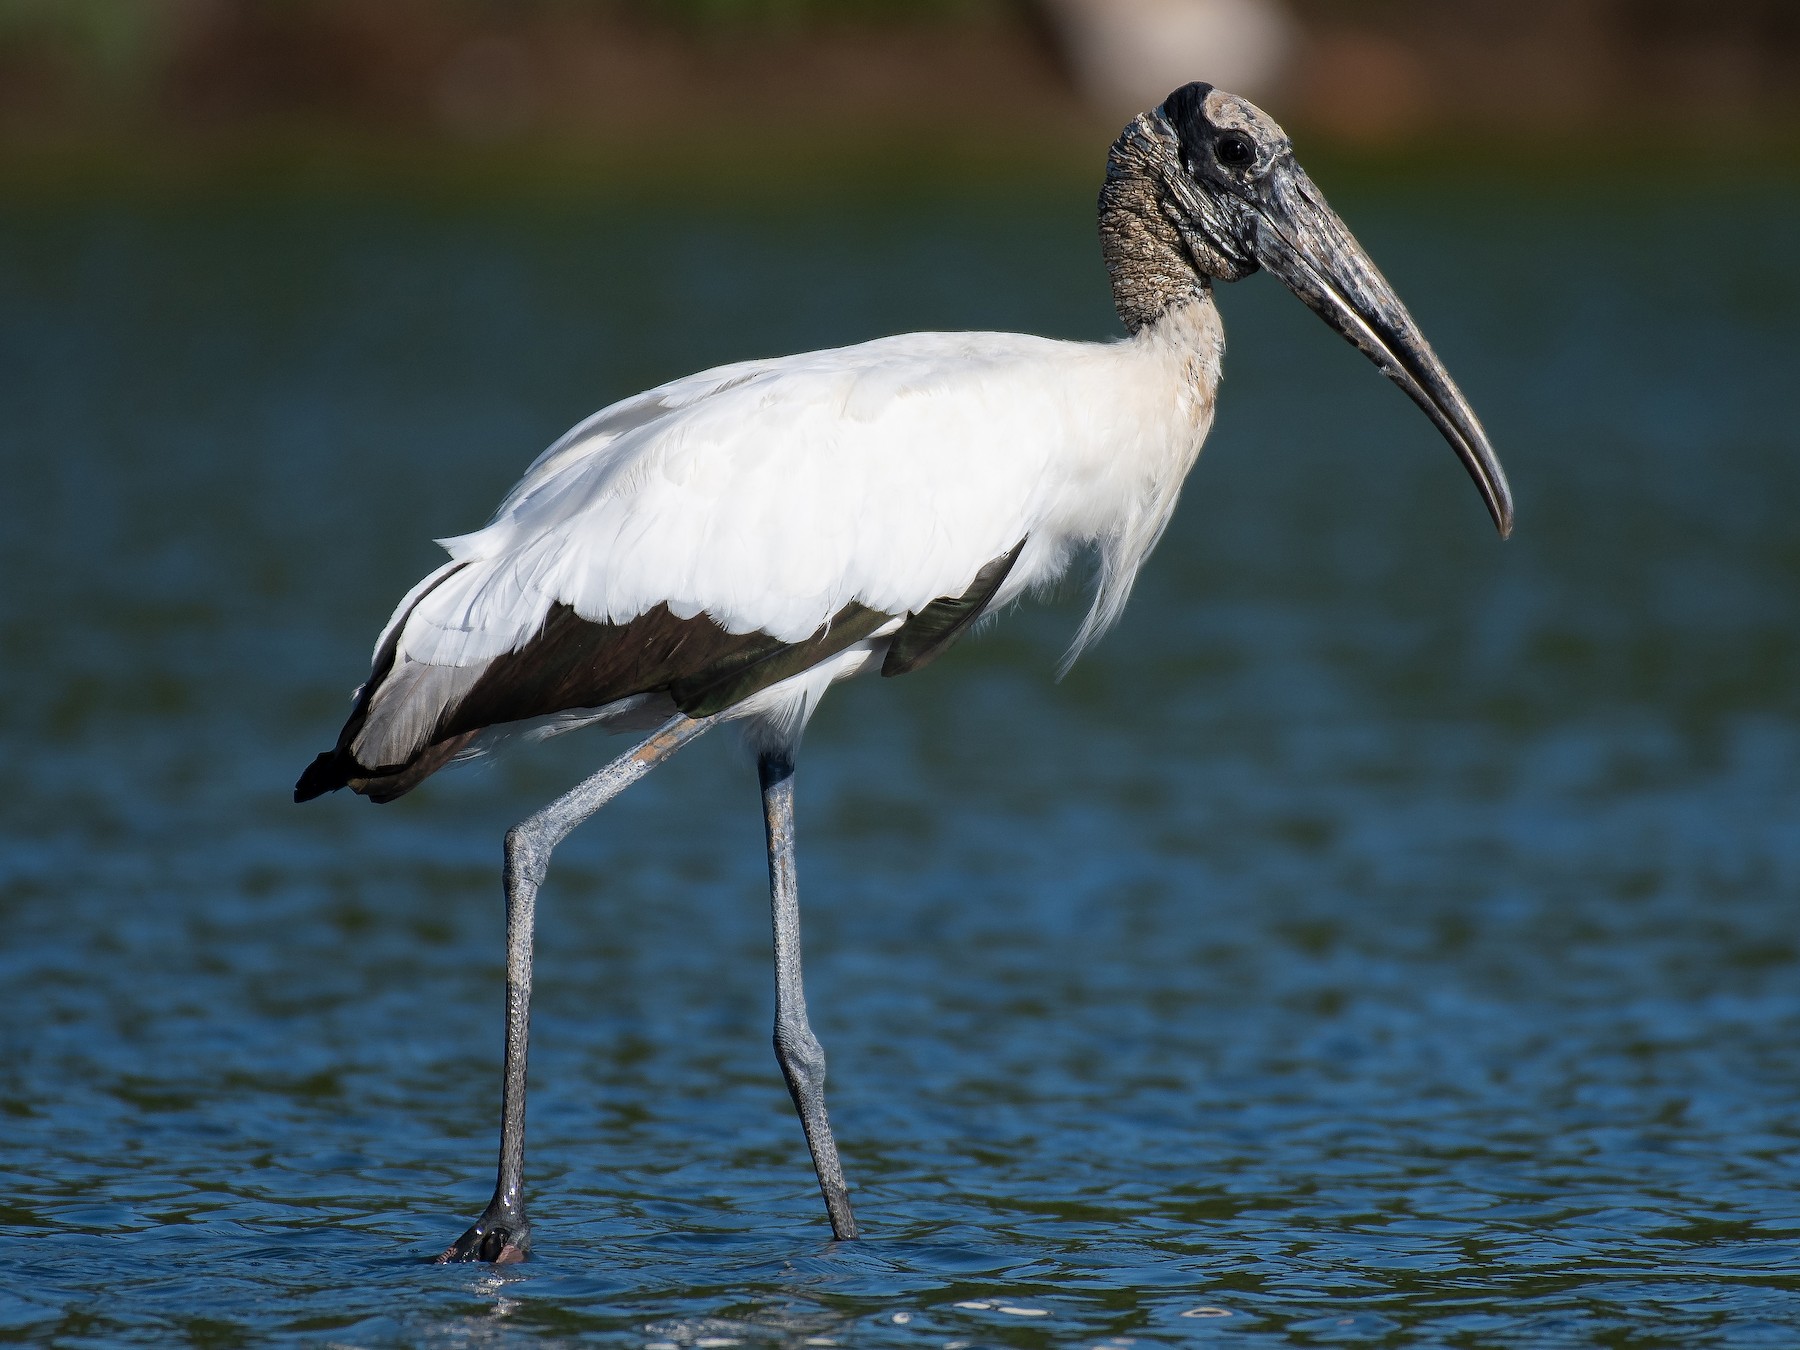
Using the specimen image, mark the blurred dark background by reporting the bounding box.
[2,0,1796,172]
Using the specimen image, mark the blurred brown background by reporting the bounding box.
[1,0,1796,168]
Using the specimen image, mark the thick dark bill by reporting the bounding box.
[1244,159,1514,539]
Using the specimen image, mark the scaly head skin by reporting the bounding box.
[1100,83,1514,539]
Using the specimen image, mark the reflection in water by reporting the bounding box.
[1,175,1799,1345]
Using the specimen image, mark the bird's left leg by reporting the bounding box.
[438,713,713,1264]
[759,750,860,1240]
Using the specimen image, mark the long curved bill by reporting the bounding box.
[1246,158,1514,538]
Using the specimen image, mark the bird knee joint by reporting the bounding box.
[775,1022,826,1082]
[504,827,549,885]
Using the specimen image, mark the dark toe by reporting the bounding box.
[436,1217,530,1264]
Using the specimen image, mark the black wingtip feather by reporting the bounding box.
[294,750,349,803]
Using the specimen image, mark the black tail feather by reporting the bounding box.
[295,750,352,802]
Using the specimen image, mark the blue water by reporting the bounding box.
[2,169,1799,1346]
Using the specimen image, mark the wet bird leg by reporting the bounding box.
[438,713,714,1263]
[759,752,859,1240]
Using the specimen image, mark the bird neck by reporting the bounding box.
[1098,116,1210,334]
[1139,290,1225,386]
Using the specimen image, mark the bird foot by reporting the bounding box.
[436,1204,531,1264]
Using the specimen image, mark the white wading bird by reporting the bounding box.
[297,83,1513,1263]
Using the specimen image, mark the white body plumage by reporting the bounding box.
[354,298,1223,767]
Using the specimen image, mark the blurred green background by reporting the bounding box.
[2,0,1796,182]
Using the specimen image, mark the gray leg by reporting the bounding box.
[437,713,713,1263]
[759,751,860,1241]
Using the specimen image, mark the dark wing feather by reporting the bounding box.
[442,599,894,734]
[296,538,1027,806]
[669,604,891,716]
[296,599,895,803]
[294,562,472,803]
[881,539,1025,677]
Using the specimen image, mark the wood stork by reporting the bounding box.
[296,82,1513,1263]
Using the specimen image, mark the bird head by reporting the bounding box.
[1102,82,1514,539]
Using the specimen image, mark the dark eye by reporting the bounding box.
[1215,132,1255,168]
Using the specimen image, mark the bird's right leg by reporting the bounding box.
[437,713,713,1264]
[759,750,860,1241]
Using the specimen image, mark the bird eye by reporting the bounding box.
[1215,133,1255,168]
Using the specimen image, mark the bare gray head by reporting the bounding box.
[1100,82,1514,538]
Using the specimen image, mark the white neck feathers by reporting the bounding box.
[1063,295,1225,671]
